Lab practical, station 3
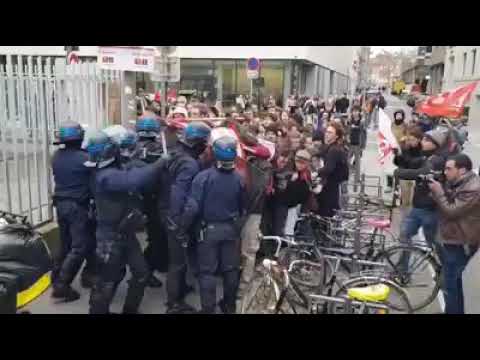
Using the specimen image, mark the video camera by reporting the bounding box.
[416,170,444,186]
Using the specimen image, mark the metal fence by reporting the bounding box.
[0,54,122,226]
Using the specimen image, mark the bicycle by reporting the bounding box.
[240,255,413,314]
[288,211,442,311]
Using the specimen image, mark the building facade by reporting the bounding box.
[0,46,357,107]
[443,46,480,121]
[428,46,446,95]
[401,46,431,92]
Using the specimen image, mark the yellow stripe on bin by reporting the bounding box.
[17,273,51,309]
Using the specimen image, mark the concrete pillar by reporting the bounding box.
[216,63,223,102]
[283,61,292,107]
[123,71,137,125]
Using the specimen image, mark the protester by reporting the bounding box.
[335,93,350,114]
[394,129,450,260]
[315,122,349,217]
[393,125,424,207]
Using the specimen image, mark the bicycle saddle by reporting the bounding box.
[347,284,390,302]
[366,219,391,230]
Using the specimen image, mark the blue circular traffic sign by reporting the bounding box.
[247,58,260,71]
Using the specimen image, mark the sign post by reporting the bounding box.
[247,58,260,108]
[152,47,180,117]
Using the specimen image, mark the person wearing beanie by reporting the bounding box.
[393,125,424,208]
[394,128,450,269]
[385,109,408,193]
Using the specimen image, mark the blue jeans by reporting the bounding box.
[398,207,442,273]
[400,207,439,249]
[441,244,477,314]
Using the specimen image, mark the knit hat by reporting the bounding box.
[424,129,447,148]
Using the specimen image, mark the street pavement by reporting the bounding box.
[22,92,480,314]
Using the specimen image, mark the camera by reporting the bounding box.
[417,170,444,186]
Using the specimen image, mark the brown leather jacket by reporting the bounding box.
[432,171,480,246]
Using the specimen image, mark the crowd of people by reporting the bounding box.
[49,88,480,314]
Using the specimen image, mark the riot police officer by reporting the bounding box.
[190,136,245,314]
[85,130,168,314]
[159,121,211,314]
[134,116,168,287]
[51,121,96,302]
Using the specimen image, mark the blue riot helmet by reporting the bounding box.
[212,136,237,170]
[84,130,119,169]
[118,128,138,158]
[178,121,212,155]
[136,116,161,138]
[53,121,85,145]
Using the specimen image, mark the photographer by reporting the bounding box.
[428,154,480,314]
[394,129,449,256]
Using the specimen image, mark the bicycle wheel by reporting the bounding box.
[240,271,294,314]
[278,247,332,290]
[373,245,441,311]
[328,276,413,314]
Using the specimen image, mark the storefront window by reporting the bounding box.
[261,61,285,107]
[179,59,216,103]
[219,60,235,104]
[237,62,250,96]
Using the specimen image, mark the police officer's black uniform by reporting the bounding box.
[157,121,211,314]
[51,122,96,302]
[190,136,245,313]
[86,131,167,314]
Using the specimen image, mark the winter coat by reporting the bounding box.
[432,171,480,246]
[394,148,448,210]
[393,145,423,169]
[391,123,407,145]
[335,98,350,114]
[315,143,348,217]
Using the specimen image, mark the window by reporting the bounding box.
[472,49,477,75]
[463,52,467,77]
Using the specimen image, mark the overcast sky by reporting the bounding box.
[370,46,418,55]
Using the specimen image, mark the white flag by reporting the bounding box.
[377,108,400,165]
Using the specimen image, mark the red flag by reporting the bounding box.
[416,81,479,118]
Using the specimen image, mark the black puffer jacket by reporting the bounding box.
[394,147,448,210]
[393,145,423,169]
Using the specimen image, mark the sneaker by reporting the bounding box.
[51,286,81,303]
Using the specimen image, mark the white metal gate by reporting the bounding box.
[0,54,122,226]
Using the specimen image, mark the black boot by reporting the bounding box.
[51,285,81,303]
[218,299,236,314]
[166,301,197,314]
[147,274,163,288]
[89,282,116,314]
[81,272,97,289]
[122,278,147,314]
